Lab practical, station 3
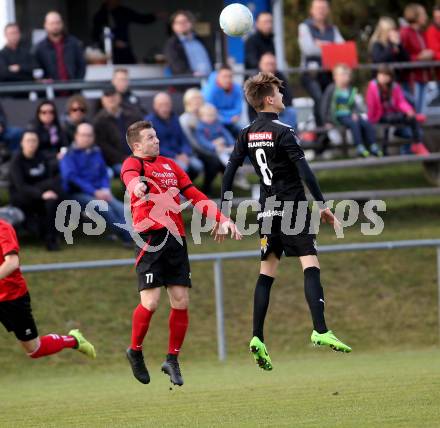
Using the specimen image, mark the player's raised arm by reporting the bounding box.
[120,156,148,198]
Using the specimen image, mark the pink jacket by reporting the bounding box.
[366,80,414,123]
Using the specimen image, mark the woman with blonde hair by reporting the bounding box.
[369,17,409,70]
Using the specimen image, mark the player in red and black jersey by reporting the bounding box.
[0,218,96,360]
[121,120,241,386]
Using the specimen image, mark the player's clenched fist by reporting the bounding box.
[134,182,148,198]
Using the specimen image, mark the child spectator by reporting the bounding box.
[321,64,382,157]
[195,104,234,166]
[366,65,429,155]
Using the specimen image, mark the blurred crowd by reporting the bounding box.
[0,1,439,250]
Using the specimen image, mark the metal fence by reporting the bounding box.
[22,238,440,361]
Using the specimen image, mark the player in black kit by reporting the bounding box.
[215,72,351,371]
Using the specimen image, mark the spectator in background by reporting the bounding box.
[424,5,440,93]
[92,0,158,64]
[35,11,86,81]
[0,100,23,153]
[400,3,433,113]
[321,64,382,157]
[146,92,203,180]
[28,100,67,158]
[60,123,131,245]
[111,68,147,116]
[202,65,243,137]
[0,23,34,82]
[248,53,297,127]
[366,65,429,155]
[244,12,275,70]
[164,10,213,76]
[9,131,62,251]
[179,88,223,195]
[61,95,89,144]
[369,17,410,81]
[298,0,344,127]
[94,87,141,176]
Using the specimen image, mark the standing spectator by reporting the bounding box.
[35,11,86,81]
[202,65,243,137]
[244,12,275,70]
[164,10,213,76]
[400,3,433,113]
[0,100,23,153]
[60,123,131,245]
[93,87,141,176]
[111,68,146,116]
[146,92,203,180]
[179,88,223,195]
[92,0,157,64]
[0,23,34,82]
[369,17,410,81]
[298,0,344,127]
[248,53,297,127]
[9,131,62,251]
[28,100,68,158]
[61,95,89,144]
[366,65,429,155]
[321,64,382,157]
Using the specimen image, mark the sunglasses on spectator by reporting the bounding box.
[70,107,86,113]
[39,109,55,115]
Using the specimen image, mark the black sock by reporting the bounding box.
[167,353,177,361]
[304,267,328,334]
[253,274,274,342]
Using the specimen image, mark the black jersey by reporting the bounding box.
[228,112,306,203]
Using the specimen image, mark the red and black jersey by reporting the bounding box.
[0,220,28,302]
[121,155,226,235]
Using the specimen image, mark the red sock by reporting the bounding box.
[29,334,77,359]
[168,308,189,355]
[130,304,154,351]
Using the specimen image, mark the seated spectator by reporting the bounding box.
[92,0,157,65]
[248,53,297,127]
[164,10,213,76]
[321,64,382,157]
[179,88,223,195]
[369,17,409,81]
[298,0,344,127]
[400,3,433,113]
[60,123,131,245]
[35,11,85,81]
[61,95,89,144]
[0,100,23,153]
[195,103,234,167]
[0,23,34,83]
[146,92,203,180]
[244,12,275,70]
[9,131,62,251]
[366,65,429,155]
[202,65,243,137]
[424,5,440,93]
[93,86,142,176]
[112,68,147,116]
[28,100,68,158]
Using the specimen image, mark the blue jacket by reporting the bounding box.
[145,112,192,158]
[195,120,235,152]
[202,72,243,124]
[60,144,109,195]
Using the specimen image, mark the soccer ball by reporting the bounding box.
[219,3,254,37]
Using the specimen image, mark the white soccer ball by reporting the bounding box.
[219,3,254,37]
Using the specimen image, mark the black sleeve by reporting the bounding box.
[371,43,392,63]
[244,36,259,69]
[9,157,43,199]
[125,7,156,25]
[220,132,248,203]
[278,127,305,163]
[295,157,325,203]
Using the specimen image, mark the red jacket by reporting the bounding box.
[399,26,431,83]
[425,24,440,79]
[366,80,413,123]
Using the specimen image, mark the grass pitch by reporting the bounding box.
[1,348,439,427]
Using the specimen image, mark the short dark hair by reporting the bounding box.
[113,67,129,76]
[244,72,283,111]
[4,22,19,32]
[126,120,153,150]
[218,64,232,72]
[377,64,395,79]
[170,10,195,26]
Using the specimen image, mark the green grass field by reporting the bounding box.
[1,349,440,427]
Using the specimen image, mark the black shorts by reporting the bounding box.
[0,292,39,341]
[258,205,317,260]
[135,229,192,291]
